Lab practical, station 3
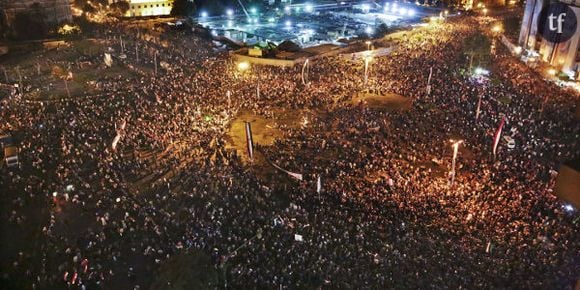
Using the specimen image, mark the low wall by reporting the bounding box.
[231,53,301,67]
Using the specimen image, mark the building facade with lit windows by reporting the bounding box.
[519,0,580,80]
[0,0,72,37]
[117,0,173,17]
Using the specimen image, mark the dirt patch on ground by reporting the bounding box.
[225,108,313,183]
[350,92,412,111]
[225,108,313,159]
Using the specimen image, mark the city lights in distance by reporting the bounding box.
[362,4,370,13]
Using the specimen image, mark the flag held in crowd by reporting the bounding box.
[111,134,121,151]
[245,122,254,160]
[492,116,506,156]
[475,94,482,121]
[426,67,433,95]
[294,234,304,242]
[104,53,113,67]
[302,59,310,85]
[261,150,303,181]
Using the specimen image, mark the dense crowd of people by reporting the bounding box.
[0,14,578,289]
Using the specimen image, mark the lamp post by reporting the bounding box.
[364,56,372,86]
[450,139,463,186]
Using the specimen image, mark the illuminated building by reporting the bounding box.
[119,0,174,17]
[519,0,580,79]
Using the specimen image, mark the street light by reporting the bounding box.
[449,139,463,186]
[483,8,488,16]
[365,26,373,35]
[226,9,234,17]
[364,55,373,85]
[237,61,250,72]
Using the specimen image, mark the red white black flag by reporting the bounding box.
[492,116,506,156]
[245,122,254,160]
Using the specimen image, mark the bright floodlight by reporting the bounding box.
[407,9,416,16]
[285,20,292,27]
[305,3,314,13]
[237,61,250,71]
[362,4,370,12]
[268,17,275,23]
[365,26,373,34]
[474,67,489,76]
[399,8,407,15]
[201,11,208,18]
[250,7,257,14]
[226,9,234,17]
[284,6,291,12]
